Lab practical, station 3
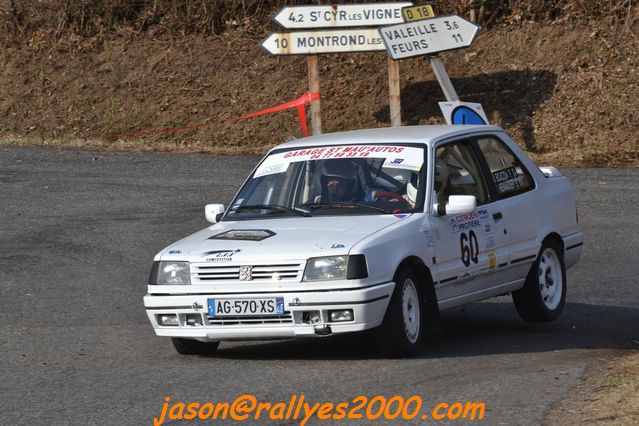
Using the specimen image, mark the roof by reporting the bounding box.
[273,125,504,151]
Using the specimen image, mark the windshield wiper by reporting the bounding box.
[309,202,388,214]
[229,204,311,217]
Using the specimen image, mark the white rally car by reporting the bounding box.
[144,125,583,356]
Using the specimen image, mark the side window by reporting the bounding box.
[435,141,489,205]
[476,137,534,198]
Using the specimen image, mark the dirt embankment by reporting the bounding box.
[0,6,638,166]
[546,350,639,425]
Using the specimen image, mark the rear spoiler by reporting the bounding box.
[539,166,562,178]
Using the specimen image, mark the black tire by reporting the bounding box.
[512,240,566,322]
[376,267,425,356]
[171,338,220,356]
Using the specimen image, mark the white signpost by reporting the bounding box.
[273,3,412,29]
[260,28,385,55]
[379,15,480,60]
[262,2,414,134]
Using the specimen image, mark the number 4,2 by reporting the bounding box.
[289,13,303,22]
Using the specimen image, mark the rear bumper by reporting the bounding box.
[143,282,394,341]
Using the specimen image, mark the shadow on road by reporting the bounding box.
[211,301,639,360]
[374,69,557,152]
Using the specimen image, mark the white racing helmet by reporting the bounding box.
[406,172,419,205]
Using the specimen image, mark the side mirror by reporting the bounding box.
[205,204,225,224]
[433,195,476,216]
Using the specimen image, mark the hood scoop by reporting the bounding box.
[209,229,276,241]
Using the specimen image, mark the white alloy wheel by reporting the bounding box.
[401,278,421,344]
[376,267,426,356]
[513,240,567,323]
[538,248,563,310]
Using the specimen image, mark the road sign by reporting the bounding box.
[378,15,480,60]
[273,3,412,29]
[439,101,489,125]
[402,4,436,22]
[260,29,385,55]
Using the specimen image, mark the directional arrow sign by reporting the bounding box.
[273,3,412,29]
[260,29,386,55]
[378,15,480,60]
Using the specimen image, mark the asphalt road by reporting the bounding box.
[1,146,638,425]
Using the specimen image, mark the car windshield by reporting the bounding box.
[225,144,426,220]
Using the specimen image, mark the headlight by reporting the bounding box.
[303,256,347,281]
[149,261,191,285]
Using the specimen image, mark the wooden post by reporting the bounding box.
[388,58,401,127]
[428,56,459,102]
[307,55,322,135]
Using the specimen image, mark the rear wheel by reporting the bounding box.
[171,338,220,356]
[376,267,424,356]
[513,241,566,322]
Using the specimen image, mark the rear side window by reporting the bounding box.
[476,137,534,198]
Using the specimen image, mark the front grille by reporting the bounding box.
[207,312,293,326]
[192,263,303,283]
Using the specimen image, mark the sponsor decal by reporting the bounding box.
[492,166,524,194]
[209,229,276,241]
[433,227,441,240]
[423,229,435,248]
[451,210,481,231]
[394,213,409,218]
[167,249,182,254]
[254,144,424,177]
[450,208,496,267]
[330,243,345,249]
[488,251,497,269]
[202,249,241,262]
[255,162,289,177]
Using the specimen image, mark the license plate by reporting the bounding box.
[208,297,284,317]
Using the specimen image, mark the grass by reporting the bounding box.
[547,350,639,425]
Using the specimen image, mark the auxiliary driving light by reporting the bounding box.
[328,309,354,322]
[184,313,203,326]
[302,310,322,324]
[157,314,179,326]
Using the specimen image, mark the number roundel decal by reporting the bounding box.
[460,230,479,267]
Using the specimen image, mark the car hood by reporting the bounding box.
[157,214,410,262]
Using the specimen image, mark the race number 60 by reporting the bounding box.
[460,230,479,267]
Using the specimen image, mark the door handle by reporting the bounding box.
[493,212,503,221]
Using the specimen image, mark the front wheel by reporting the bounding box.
[376,268,424,356]
[513,241,566,322]
[171,338,220,356]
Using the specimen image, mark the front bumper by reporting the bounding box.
[143,282,394,341]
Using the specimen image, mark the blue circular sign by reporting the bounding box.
[451,106,486,125]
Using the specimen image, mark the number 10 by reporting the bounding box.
[274,38,289,49]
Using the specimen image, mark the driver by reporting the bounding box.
[315,159,363,203]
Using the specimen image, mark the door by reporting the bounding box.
[429,139,511,309]
[475,135,540,281]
